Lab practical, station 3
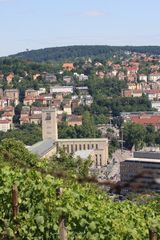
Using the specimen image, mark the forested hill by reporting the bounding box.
[9,45,160,62]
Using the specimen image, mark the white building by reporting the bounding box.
[80,95,93,106]
[79,74,88,81]
[151,101,160,112]
[38,88,46,95]
[148,73,160,82]
[139,74,148,82]
[145,90,160,101]
[50,86,73,95]
[0,119,11,132]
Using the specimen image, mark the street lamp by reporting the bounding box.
[121,126,124,154]
[109,110,112,128]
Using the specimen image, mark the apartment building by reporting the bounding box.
[120,151,160,193]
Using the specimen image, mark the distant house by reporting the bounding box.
[62,63,74,71]
[31,106,48,115]
[33,73,41,80]
[148,73,160,82]
[139,74,148,82]
[50,86,73,95]
[127,66,138,75]
[20,110,30,125]
[63,100,72,115]
[121,89,143,98]
[0,98,11,108]
[76,86,89,95]
[29,114,42,125]
[38,88,46,95]
[6,72,14,84]
[24,96,36,106]
[63,76,72,83]
[145,90,160,101]
[67,115,82,126]
[79,74,88,81]
[118,72,125,81]
[20,116,30,125]
[128,83,142,90]
[35,95,52,106]
[80,95,93,106]
[25,89,39,98]
[20,110,30,118]
[127,74,137,82]
[4,89,19,105]
[1,111,14,123]
[132,90,143,98]
[129,114,160,130]
[0,119,11,132]
[44,73,57,82]
[151,101,160,112]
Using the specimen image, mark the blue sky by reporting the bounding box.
[0,0,160,56]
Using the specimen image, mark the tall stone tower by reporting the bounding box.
[42,108,58,141]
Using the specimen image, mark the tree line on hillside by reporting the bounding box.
[7,45,160,62]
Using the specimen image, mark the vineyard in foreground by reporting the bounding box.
[0,166,160,240]
[0,139,160,239]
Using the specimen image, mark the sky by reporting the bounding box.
[0,0,160,56]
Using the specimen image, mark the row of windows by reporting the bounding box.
[95,154,102,167]
[62,143,99,152]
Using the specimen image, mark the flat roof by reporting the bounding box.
[28,139,55,157]
[58,138,108,142]
[50,86,73,89]
[125,157,160,164]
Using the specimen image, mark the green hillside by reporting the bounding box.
[9,45,160,62]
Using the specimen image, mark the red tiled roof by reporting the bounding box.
[0,119,10,124]
[130,115,160,125]
[20,117,30,123]
[3,106,14,111]
[132,90,142,94]
[127,66,138,71]
[24,96,36,100]
[2,112,13,117]
[62,63,74,69]
[145,90,160,94]
[29,114,42,119]
[67,115,82,122]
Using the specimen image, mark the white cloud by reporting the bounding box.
[83,10,106,17]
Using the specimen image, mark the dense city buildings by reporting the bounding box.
[120,150,160,193]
